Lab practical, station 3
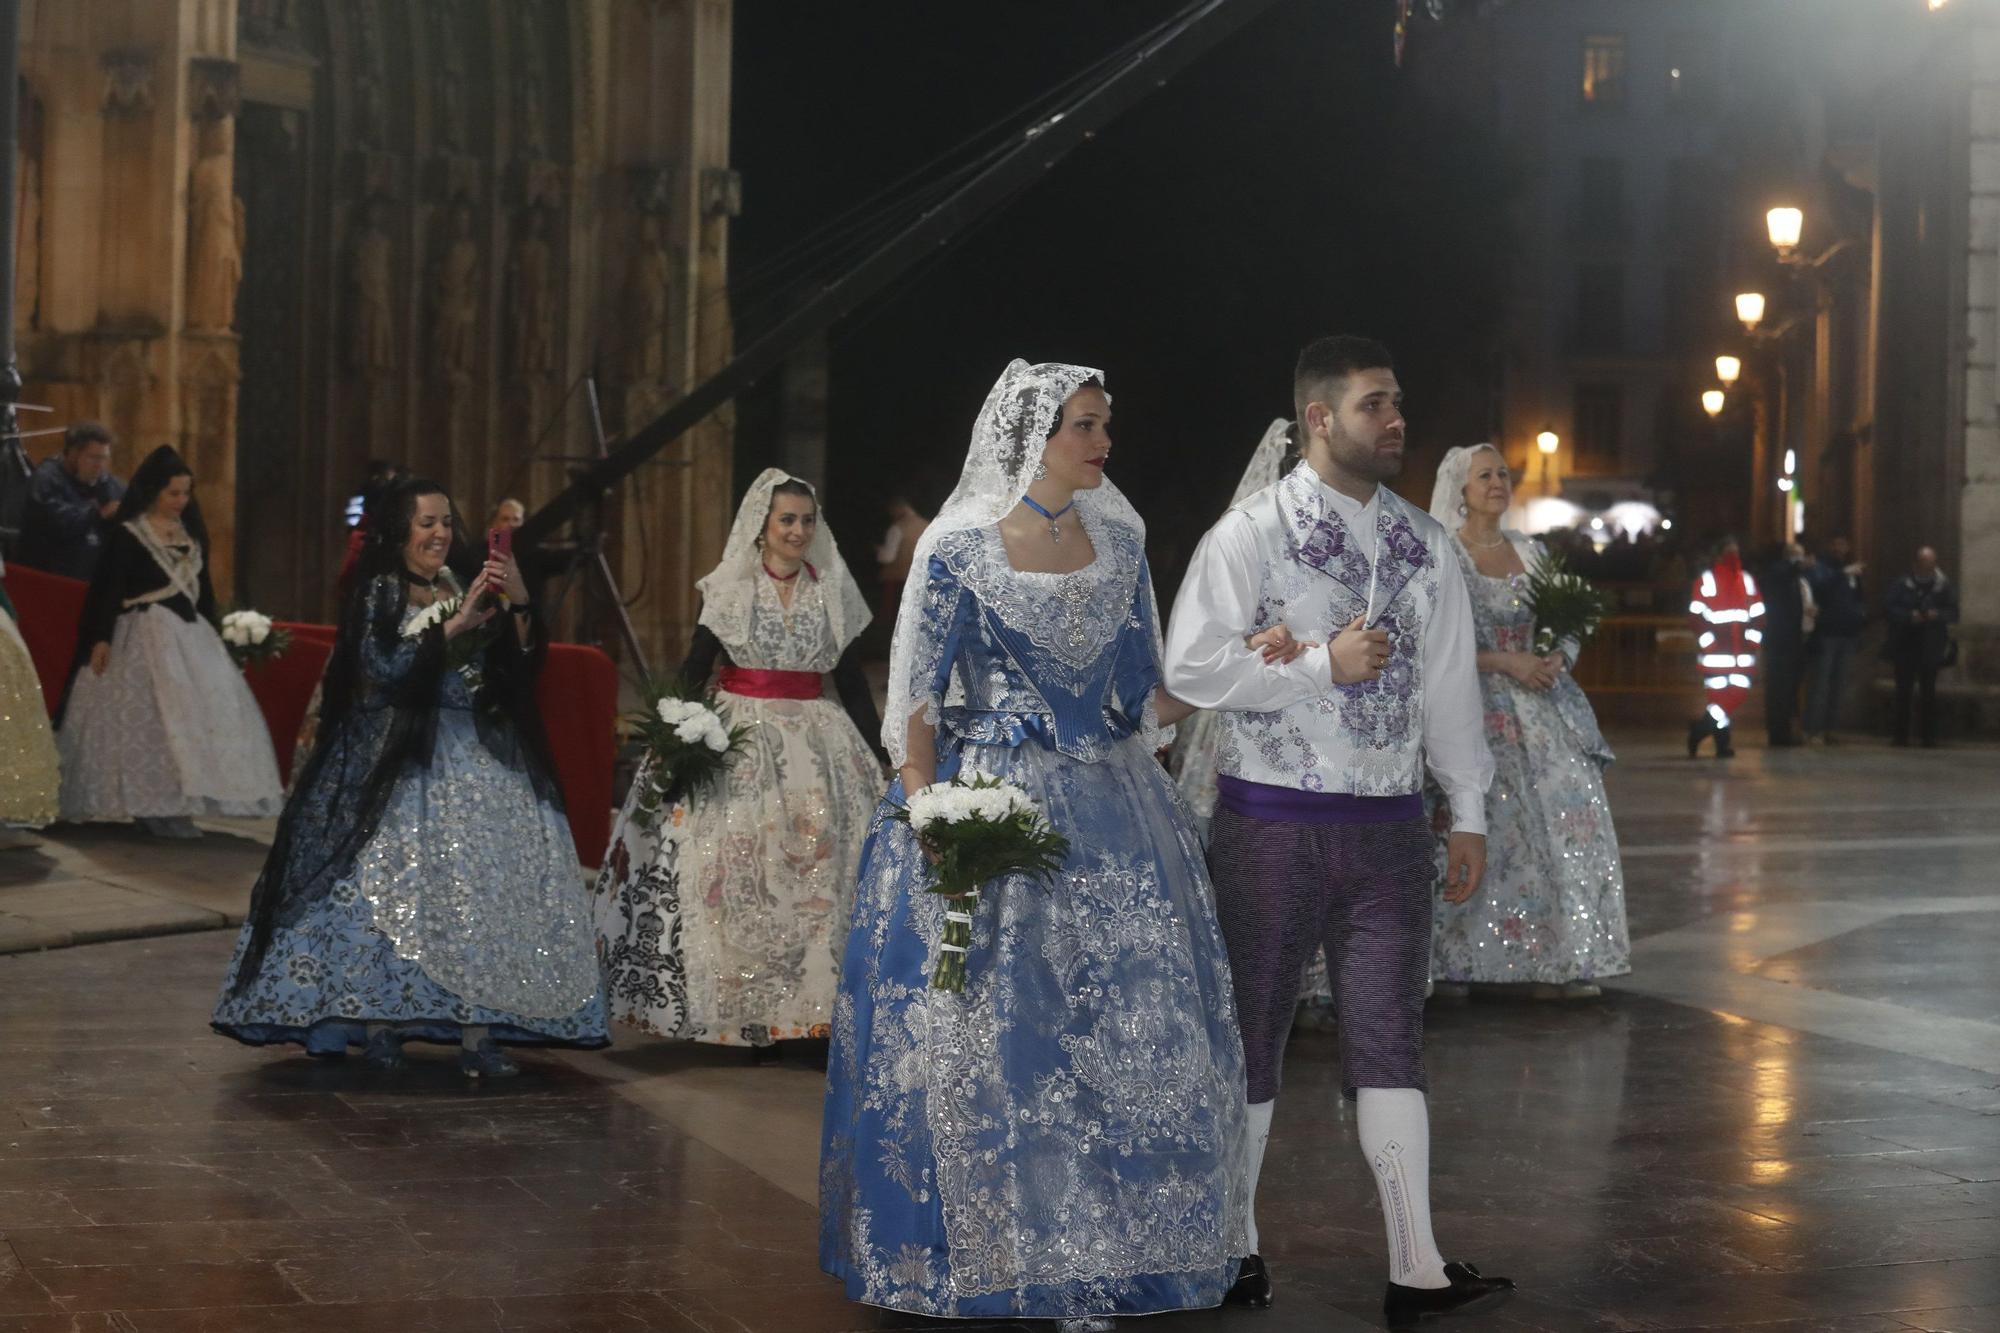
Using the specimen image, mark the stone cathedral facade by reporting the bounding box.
[13,0,736,667]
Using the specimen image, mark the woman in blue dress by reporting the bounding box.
[820,361,1248,1329]
[213,478,607,1076]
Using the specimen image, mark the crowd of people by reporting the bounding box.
[1683,532,1960,757]
[0,341,1973,1331]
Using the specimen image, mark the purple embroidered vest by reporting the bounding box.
[1215,462,1450,798]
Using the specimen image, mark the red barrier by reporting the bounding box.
[0,563,86,715]
[242,622,335,785]
[0,566,616,868]
[538,643,618,870]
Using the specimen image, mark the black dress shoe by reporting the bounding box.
[1686,720,1705,758]
[1383,1261,1514,1328]
[1224,1254,1272,1308]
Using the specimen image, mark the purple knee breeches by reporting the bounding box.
[1206,792,1434,1102]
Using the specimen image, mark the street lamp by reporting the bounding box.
[1735,291,1766,331]
[1701,389,1726,417]
[1536,428,1559,455]
[1766,206,1804,259]
[1715,355,1742,386]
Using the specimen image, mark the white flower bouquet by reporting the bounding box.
[893,772,1068,993]
[626,677,750,829]
[401,596,460,640]
[220,608,291,668]
[400,594,497,691]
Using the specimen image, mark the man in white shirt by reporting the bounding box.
[1165,336,1510,1326]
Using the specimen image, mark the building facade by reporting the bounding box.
[1415,0,1756,523]
[12,0,735,667]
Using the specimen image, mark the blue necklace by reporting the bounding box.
[1020,494,1075,542]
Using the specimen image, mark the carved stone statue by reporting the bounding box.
[518,71,549,160]
[507,207,556,376]
[349,200,397,373]
[627,214,671,381]
[695,214,732,378]
[430,203,480,381]
[187,120,245,332]
[357,73,389,149]
[16,145,39,330]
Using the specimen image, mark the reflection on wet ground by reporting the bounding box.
[0,733,1993,1330]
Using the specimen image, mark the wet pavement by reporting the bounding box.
[0,732,1995,1331]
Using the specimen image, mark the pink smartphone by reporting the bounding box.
[488,526,513,561]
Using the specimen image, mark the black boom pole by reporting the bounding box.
[516,0,1286,553]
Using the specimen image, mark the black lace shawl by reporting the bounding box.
[226,572,564,995]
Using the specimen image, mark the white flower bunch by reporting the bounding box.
[656,696,731,753]
[220,609,273,647]
[402,596,462,639]
[905,773,1037,833]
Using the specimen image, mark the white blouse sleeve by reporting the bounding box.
[1164,510,1333,712]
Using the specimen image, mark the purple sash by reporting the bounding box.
[1215,775,1423,826]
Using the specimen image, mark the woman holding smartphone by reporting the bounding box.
[213,477,607,1077]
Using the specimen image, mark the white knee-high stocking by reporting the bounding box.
[1357,1087,1449,1289]
[1243,1100,1274,1253]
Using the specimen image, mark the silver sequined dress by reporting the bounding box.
[1430,536,1630,985]
[212,590,608,1051]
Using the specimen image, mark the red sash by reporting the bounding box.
[717,666,823,700]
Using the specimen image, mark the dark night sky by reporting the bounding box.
[728,0,1513,598]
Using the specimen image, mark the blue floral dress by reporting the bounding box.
[213,577,608,1052]
[819,513,1248,1320]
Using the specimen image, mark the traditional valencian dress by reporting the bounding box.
[820,361,1248,1321]
[56,515,282,824]
[594,469,884,1047]
[1426,523,1630,987]
[212,568,607,1053]
[0,562,60,829]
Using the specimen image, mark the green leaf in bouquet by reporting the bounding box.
[1523,552,1614,656]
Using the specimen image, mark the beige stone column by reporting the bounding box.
[17,0,243,598]
[1962,19,2000,648]
[584,0,735,673]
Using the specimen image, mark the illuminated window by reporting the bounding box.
[1581,34,1627,109]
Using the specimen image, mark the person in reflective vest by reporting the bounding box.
[1687,539,1765,758]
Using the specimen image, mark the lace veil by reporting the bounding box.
[1427,442,1506,535]
[882,359,1151,765]
[696,467,872,657]
[1233,418,1293,506]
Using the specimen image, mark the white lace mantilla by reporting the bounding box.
[882,360,1157,766]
